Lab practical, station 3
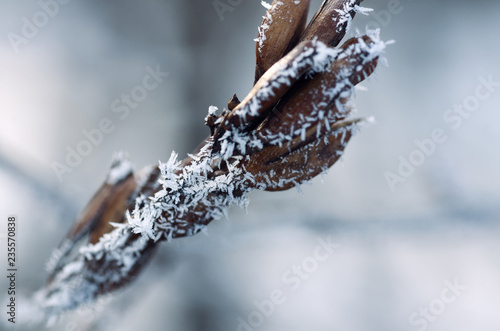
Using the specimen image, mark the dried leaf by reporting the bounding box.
[255,0,311,83]
[301,0,362,46]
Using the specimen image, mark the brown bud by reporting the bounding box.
[227,94,241,111]
[301,0,362,47]
[243,119,362,191]
[255,0,311,84]
[257,35,379,154]
[88,174,137,244]
[64,169,136,245]
[47,156,137,280]
[239,35,381,190]
[216,40,334,143]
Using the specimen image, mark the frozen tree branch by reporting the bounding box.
[33,0,389,323]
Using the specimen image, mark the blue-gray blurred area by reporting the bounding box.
[0,0,499,330]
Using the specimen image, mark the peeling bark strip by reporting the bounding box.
[35,0,388,322]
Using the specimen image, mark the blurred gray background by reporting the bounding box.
[0,0,499,330]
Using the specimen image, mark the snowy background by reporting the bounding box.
[1,0,499,330]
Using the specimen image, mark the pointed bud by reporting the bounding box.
[257,35,380,153]
[301,0,363,47]
[255,0,311,84]
[217,40,337,138]
[227,94,241,111]
[240,35,384,190]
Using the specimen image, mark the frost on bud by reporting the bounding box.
[301,0,363,47]
[237,35,383,190]
[46,154,137,282]
[37,0,388,321]
[216,40,337,137]
[243,119,363,191]
[257,35,380,146]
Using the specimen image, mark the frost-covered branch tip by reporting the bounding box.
[32,0,388,323]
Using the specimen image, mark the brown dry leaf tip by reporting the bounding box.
[301,0,372,46]
[215,40,337,138]
[257,36,380,144]
[243,119,364,191]
[227,93,241,111]
[254,0,373,85]
[254,0,311,83]
[214,32,385,162]
[238,35,382,190]
[37,0,388,321]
